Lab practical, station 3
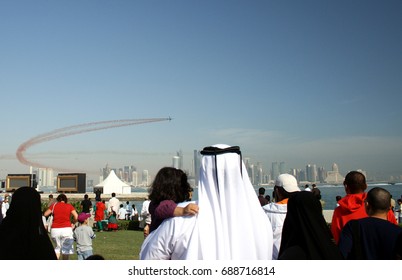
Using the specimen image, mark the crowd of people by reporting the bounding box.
[0,187,139,260]
[0,144,401,260]
[140,145,402,260]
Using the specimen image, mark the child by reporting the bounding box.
[107,210,118,231]
[73,212,96,260]
[148,167,199,233]
[149,200,198,233]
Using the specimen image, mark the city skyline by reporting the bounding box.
[11,151,399,190]
[1,1,401,184]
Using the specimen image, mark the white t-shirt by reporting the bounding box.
[117,208,126,220]
[107,197,120,213]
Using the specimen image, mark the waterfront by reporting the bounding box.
[254,183,402,210]
[37,182,401,213]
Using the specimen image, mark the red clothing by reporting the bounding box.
[331,192,397,243]
[49,202,75,228]
[95,201,106,222]
[108,223,118,230]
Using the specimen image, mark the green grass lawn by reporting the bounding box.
[68,229,145,260]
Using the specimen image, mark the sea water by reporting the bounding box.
[132,183,402,213]
[255,183,402,210]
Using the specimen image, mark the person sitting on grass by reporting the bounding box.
[107,210,118,231]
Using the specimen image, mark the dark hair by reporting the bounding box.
[56,193,68,203]
[149,167,192,204]
[86,254,105,260]
[366,187,391,213]
[336,195,342,201]
[259,187,265,195]
[344,171,366,193]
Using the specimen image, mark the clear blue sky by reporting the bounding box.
[1,0,401,182]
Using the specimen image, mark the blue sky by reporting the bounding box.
[1,0,401,182]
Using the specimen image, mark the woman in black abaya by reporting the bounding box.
[0,187,57,260]
[278,191,343,260]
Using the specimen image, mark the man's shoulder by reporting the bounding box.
[177,201,196,207]
[263,202,287,213]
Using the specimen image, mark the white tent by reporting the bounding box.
[95,170,131,195]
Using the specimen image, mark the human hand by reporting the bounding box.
[143,224,150,238]
[183,203,199,216]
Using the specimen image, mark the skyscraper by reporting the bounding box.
[324,163,344,184]
[132,171,138,186]
[172,156,180,169]
[271,162,280,181]
[279,161,287,175]
[306,164,317,183]
[37,168,54,188]
[177,150,184,170]
[142,170,149,186]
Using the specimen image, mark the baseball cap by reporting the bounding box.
[275,174,300,193]
[78,212,91,223]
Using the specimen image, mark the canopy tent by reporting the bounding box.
[95,170,131,195]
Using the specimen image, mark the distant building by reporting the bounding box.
[306,164,317,183]
[142,170,149,186]
[325,163,344,184]
[271,162,280,181]
[172,156,180,169]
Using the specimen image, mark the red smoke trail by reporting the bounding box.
[16,118,170,172]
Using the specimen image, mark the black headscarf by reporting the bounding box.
[278,191,343,260]
[0,187,57,260]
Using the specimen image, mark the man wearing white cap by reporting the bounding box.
[263,174,300,260]
[140,144,273,260]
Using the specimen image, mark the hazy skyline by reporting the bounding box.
[1,1,402,183]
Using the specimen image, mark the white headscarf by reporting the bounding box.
[186,144,273,260]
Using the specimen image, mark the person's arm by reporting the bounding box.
[173,203,199,217]
[154,201,199,220]
[153,200,177,220]
[71,209,78,225]
[43,208,52,218]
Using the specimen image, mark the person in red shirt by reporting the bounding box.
[44,193,78,259]
[331,171,397,243]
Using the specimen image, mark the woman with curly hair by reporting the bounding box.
[148,167,198,234]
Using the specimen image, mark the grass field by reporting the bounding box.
[67,229,145,260]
